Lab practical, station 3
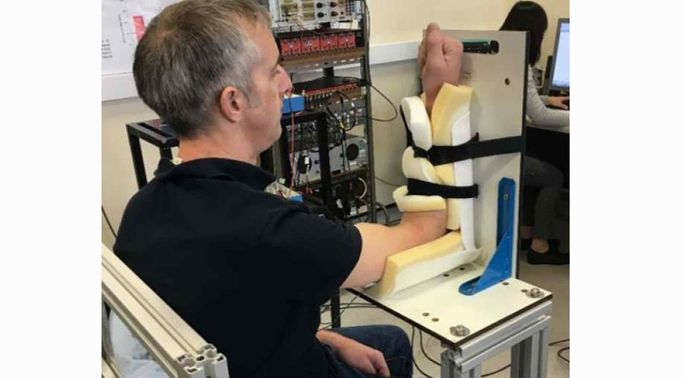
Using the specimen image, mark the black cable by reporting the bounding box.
[548,338,570,346]
[482,364,510,377]
[356,197,369,223]
[339,76,400,123]
[418,330,440,366]
[368,83,399,122]
[341,130,350,172]
[320,292,363,329]
[349,2,399,124]
[332,90,358,131]
[410,326,436,378]
[102,205,117,239]
[375,176,404,187]
[557,346,569,363]
[376,202,390,226]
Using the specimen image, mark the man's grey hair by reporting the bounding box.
[133,0,271,138]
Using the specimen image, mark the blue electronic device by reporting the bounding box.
[282,94,305,114]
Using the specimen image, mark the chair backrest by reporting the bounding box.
[101,243,230,378]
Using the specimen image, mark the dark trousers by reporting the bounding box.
[522,156,564,239]
[324,325,413,378]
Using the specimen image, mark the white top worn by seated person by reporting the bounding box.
[109,313,168,378]
[526,65,569,129]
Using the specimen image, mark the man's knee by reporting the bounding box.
[378,325,411,354]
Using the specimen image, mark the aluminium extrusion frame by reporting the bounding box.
[102,244,229,378]
[351,274,553,378]
[440,300,552,378]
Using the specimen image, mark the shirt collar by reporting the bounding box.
[154,157,276,190]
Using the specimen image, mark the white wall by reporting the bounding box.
[366,0,513,44]
[101,0,568,244]
[534,0,570,71]
[101,98,161,248]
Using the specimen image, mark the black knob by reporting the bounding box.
[330,11,339,17]
[346,143,359,160]
[316,2,324,8]
[330,2,338,6]
[317,12,325,17]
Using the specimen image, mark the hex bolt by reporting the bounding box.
[450,325,470,337]
[528,287,543,298]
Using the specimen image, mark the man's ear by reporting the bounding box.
[218,86,247,123]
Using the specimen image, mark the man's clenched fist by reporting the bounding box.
[418,23,464,113]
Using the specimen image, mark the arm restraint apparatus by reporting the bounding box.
[374,83,523,297]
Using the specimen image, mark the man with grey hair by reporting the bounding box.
[114,0,463,377]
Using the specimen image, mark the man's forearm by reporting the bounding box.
[397,210,447,245]
[345,210,447,288]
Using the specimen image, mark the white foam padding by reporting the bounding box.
[375,84,480,297]
[394,99,446,213]
[431,84,475,251]
[371,231,481,297]
[401,96,432,150]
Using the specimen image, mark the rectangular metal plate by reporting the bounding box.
[353,264,552,347]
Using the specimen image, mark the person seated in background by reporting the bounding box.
[501,1,568,264]
[501,1,569,128]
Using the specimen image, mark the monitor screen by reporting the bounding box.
[550,19,570,91]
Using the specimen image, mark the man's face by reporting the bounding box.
[242,22,292,152]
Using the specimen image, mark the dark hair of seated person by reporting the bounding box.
[500,1,548,66]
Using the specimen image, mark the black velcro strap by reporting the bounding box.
[416,134,524,166]
[416,134,480,163]
[407,178,479,199]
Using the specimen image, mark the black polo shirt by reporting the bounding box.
[114,158,362,378]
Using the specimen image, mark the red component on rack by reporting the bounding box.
[337,33,348,48]
[280,38,293,56]
[291,38,302,55]
[346,32,357,48]
[310,36,321,52]
[280,38,303,56]
[302,36,320,54]
[327,34,338,50]
[319,35,331,52]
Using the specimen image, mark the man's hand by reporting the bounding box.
[548,96,570,110]
[317,330,390,377]
[418,23,463,113]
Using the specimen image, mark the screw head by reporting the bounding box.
[528,288,543,298]
[450,325,470,337]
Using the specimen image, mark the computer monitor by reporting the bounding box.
[548,18,570,92]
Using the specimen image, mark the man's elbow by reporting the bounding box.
[340,258,384,289]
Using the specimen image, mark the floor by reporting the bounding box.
[327,199,570,377]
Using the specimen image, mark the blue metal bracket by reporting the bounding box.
[459,178,516,295]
